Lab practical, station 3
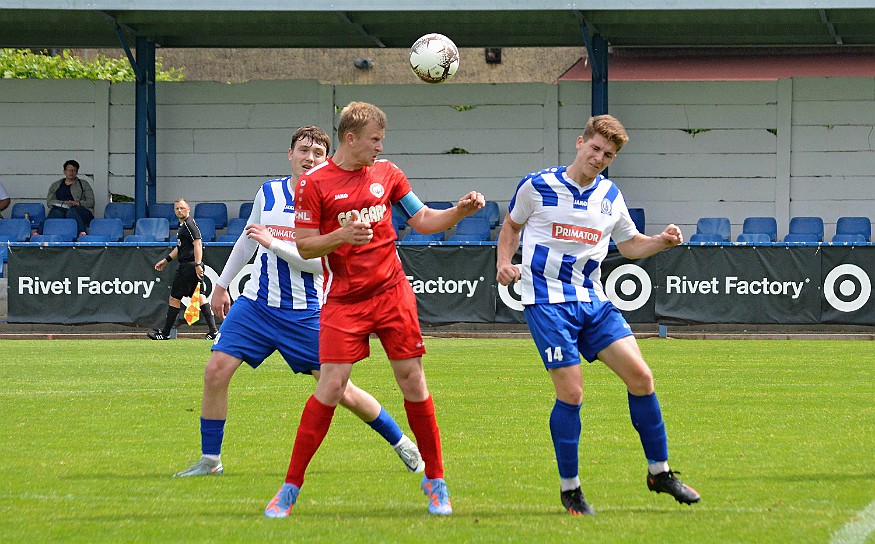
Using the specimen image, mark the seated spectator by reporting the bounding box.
[46,160,95,236]
[0,180,9,218]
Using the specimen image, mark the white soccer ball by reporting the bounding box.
[409,33,460,84]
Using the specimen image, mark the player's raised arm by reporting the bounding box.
[616,224,684,260]
[406,191,486,235]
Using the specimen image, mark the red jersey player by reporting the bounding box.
[264,101,484,518]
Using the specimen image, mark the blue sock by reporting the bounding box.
[200,417,226,456]
[628,392,669,463]
[366,407,404,446]
[549,399,582,480]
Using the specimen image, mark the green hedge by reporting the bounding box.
[1,49,184,82]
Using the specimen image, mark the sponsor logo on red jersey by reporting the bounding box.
[295,210,312,222]
[552,223,602,245]
[267,225,296,241]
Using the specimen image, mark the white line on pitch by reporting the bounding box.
[830,499,875,544]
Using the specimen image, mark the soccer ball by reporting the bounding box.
[409,33,460,84]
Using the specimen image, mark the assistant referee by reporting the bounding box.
[148,198,218,340]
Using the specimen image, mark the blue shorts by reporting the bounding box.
[211,295,320,374]
[524,298,633,367]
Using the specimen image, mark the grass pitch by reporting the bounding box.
[0,338,872,543]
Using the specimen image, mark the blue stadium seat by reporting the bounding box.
[453,216,491,241]
[103,202,136,229]
[216,234,239,243]
[736,233,772,244]
[149,203,177,229]
[196,217,216,242]
[834,216,871,242]
[124,234,157,243]
[784,233,821,243]
[0,218,32,241]
[741,217,778,242]
[449,233,491,242]
[30,234,66,243]
[391,208,408,236]
[470,202,501,228]
[239,202,254,220]
[689,233,725,243]
[226,217,246,238]
[629,207,645,233]
[404,227,444,243]
[195,202,228,230]
[77,234,111,243]
[425,201,454,211]
[11,202,45,232]
[42,218,78,241]
[694,217,731,242]
[135,218,170,241]
[785,216,823,243]
[88,218,124,242]
[831,234,867,244]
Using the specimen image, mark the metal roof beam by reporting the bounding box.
[337,11,385,47]
[820,9,844,45]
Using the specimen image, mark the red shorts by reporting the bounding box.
[319,279,426,364]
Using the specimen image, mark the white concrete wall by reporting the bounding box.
[1,77,873,239]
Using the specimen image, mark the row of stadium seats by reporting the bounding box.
[8,201,255,233]
[0,215,250,244]
[690,216,872,244]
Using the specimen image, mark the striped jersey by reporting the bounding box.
[239,176,323,309]
[507,167,638,305]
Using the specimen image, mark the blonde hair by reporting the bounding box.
[337,101,387,140]
[583,115,629,152]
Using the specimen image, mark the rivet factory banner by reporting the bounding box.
[7,245,875,326]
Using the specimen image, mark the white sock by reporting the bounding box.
[560,477,581,492]
[203,454,220,462]
[648,461,669,475]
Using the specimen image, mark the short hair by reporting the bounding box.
[337,102,387,140]
[173,198,189,207]
[63,160,79,170]
[290,125,331,154]
[582,115,629,152]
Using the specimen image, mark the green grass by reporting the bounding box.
[0,338,873,543]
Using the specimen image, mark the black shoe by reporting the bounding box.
[204,331,218,340]
[647,470,700,504]
[560,487,595,516]
[147,330,172,340]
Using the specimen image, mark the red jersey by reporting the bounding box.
[295,158,412,303]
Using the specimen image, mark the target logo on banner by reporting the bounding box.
[605,264,652,311]
[824,264,871,313]
[498,279,524,312]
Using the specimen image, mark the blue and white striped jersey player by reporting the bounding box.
[496,115,700,516]
[173,126,424,478]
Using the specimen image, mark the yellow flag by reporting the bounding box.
[184,283,201,325]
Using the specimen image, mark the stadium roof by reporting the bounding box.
[1,1,874,50]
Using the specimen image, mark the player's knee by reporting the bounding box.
[626,366,654,395]
[203,355,236,390]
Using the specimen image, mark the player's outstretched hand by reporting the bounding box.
[341,209,373,246]
[154,259,167,272]
[659,224,684,247]
[496,263,521,286]
[246,223,274,249]
[456,191,486,217]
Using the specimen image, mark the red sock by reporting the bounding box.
[404,396,444,480]
[285,395,335,487]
